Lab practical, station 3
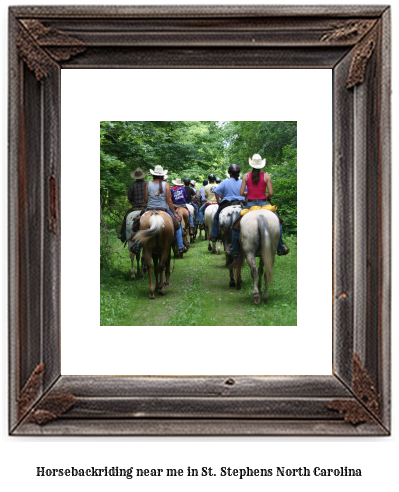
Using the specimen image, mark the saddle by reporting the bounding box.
[205,202,218,208]
[133,207,181,232]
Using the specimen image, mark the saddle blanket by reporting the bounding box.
[240,204,278,216]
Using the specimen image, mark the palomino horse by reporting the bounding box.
[134,210,175,299]
[204,204,221,254]
[175,206,190,249]
[231,209,280,304]
[126,210,144,279]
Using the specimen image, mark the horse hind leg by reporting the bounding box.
[235,254,244,290]
[247,254,261,304]
[257,259,264,298]
[129,251,136,279]
[145,252,155,299]
[156,254,167,296]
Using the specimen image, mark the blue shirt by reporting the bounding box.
[214,178,244,202]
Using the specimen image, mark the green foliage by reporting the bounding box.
[268,146,297,235]
[100,119,297,241]
[221,121,297,168]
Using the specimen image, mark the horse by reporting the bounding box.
[186,203,197,243]
[218,205,242,264]
[203,204,221,254]
[232,209,280,304]
[126,210,144,279]
[133,210,175,299]
[175,206,191,249]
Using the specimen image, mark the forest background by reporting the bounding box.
[100,120,297,257]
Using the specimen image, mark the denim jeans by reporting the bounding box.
[166,209,184,249]
[199,203,207,224]
[188,210,194,227]
[191,202,199,222]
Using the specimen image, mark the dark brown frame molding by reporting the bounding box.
[8,5,391,435]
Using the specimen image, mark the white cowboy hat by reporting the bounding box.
[163,174,169,181]
[150,165,168,176]
[249,153,266,169]
[172,177,184,186]
[190,180,196,186]
[130,167,147,179]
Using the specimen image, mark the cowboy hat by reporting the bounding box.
[150,165,168,176]
[130,167,147,179]
[172,177,184,186]
[190,180,196,186]
[249,153,266,169]
[163,174,169,181]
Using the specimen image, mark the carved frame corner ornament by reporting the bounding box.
[17,19,86,81]
[9,5,391,436]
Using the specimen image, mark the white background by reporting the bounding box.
[1,1,398,492]
[61,68,332,376]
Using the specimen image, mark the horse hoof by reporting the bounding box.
[131,275,135,280]
[149,295,155,300]
[208,246,212,251]
[236,284,241,291]
[229,280,236,288]
[157,290,165,296]
[164,282,170,288]
[253,295,261,304]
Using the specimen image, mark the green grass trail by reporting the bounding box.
[100,234,297,326]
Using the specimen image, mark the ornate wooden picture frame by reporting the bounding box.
[9,5,391,435]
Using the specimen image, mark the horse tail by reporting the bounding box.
[134,214,165,247]
[257,213,274,288]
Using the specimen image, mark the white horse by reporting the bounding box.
[233,209,280,304]
[186,203,197,243]
[126,210,144,279]
[203,204,221,254]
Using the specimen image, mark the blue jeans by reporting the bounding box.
[188,210,194,227]
[230,200,285,253]
[190,202,199,222]
[166,209,184,249]
[199,203,207,224]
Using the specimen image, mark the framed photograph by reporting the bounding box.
[9,5,390,435]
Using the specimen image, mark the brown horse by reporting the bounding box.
[134,210,175,299]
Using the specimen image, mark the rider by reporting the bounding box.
[226,154,290,257]
[171,178,195,234]
[209,164,245,241]
[199,174,218,226]
[183,177,199,223]
[143,165,187,254]
[119,167,147,243]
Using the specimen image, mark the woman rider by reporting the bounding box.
[144,165,187,254]
[226,154,289,257]
[171,178,195,233]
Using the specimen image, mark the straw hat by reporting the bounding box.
[172,177,184,186]
[130,167,147,179]
[249,153,266,169]
[190,180,196,186]
[150,165,168,176]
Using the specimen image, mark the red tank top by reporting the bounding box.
[246,172,267,200]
